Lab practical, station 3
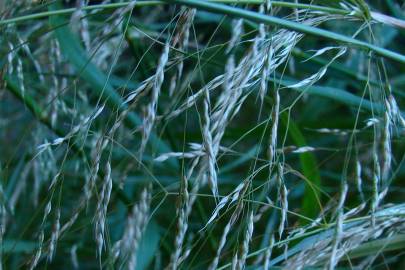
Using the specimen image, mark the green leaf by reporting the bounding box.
[136,221,161,270]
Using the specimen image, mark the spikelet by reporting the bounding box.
[277,164,288,239]
[48,208,61,261]
[355,159,365,203]
[16,54,25,98]
[381,110,392,185]
[268,89,280,166]
[7,42,14,75]
[70,244,79,269]
[371,151,381,225]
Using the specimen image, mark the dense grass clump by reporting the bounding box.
[1,0,405,269]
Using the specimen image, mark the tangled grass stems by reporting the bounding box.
[1,1,405,269]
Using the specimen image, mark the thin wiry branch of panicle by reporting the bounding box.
[169,7,196,96]
[139,41,170,159]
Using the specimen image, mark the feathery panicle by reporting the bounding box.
[84,135,104,201]
[95,160,112,257]
[277,164,288,239]
[114,187,151,269]
[71,0,90,51]
[29,231,44,270]
[263,234,275,270]
[208,183,247,270]
[140,41,170,158]
[329,181,348,270]
[208,218,232,270]
[169,7,196,96]
[48,208,61,261]
[371,150,381,225]
[167,174,189,270]
[381,110,392,184]
[227,19,243,53]
[237,211,254,269]
[269,89,280,165]
[203,87,218,199]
